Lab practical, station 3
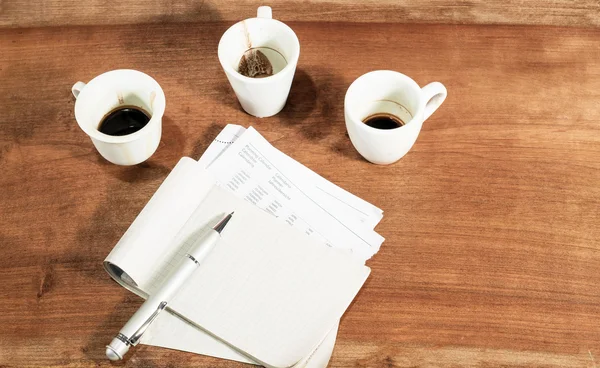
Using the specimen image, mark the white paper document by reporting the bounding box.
[111,125,386,367]
[105,161,371,367]
[200,125,383,231]
[207,127,383,262]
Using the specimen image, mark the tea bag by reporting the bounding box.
[238,49,273,78]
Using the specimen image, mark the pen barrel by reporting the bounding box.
[116,230,221,342]
[188,230,220,261]
[107,224,225,361]
[118,290,172,342]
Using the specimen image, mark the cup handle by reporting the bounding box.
[257,6,272,19]
[421,82,447,121]
[72,81,86,99]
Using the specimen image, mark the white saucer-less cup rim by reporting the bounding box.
[217,6,300,118]
[72,69,166,166]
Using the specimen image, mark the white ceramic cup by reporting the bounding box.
[218,6,300,118]
[72,69,166,166]
[344,70,447,165]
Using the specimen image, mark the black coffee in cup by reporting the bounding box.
[98,106,151,136]
[362,113,405,130]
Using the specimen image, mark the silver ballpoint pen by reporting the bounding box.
[105,212,234,361]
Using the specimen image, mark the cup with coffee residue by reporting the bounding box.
[72,69,165,166]
[218,6,300,118]
[344,70,447,165]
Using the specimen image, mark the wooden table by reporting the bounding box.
[1,21,599,367]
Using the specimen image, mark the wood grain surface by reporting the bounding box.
[1,0,600,29]
[1,20,600,367]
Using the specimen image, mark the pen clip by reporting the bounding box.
[129,301,167,346]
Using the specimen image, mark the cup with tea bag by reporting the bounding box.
[71,69,166,166]
[218,6,300,118]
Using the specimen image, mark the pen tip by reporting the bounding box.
[229,211,234,216]
[213,212,234,234]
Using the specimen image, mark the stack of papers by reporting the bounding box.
[199,125,384,260]
[108,125,384,367]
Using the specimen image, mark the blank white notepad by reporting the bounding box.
[104,157,371,367]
